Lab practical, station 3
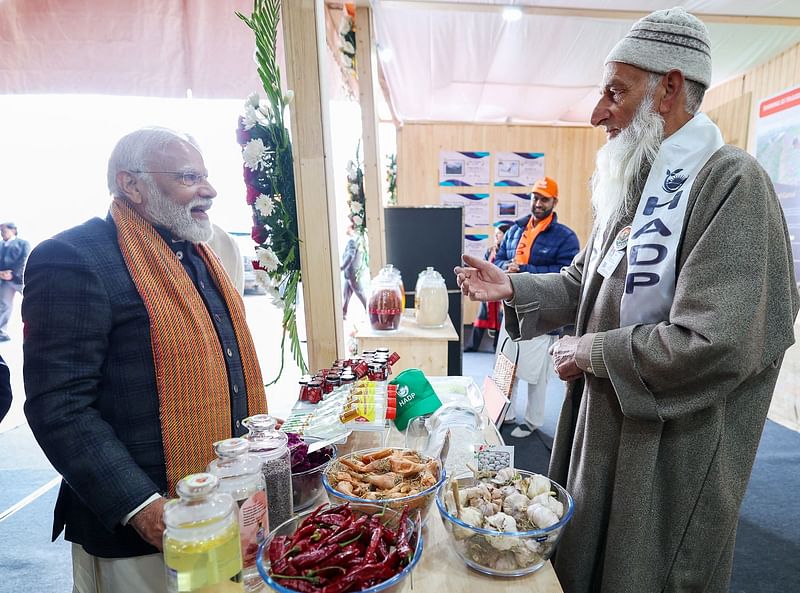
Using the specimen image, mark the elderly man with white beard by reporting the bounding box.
[456,8,798,593]
[23,127,268,592]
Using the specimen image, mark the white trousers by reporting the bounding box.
[72,543,167,593]
[501,334,555,430]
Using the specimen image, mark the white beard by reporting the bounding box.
[140,178,213,243]
[590,95,665,235]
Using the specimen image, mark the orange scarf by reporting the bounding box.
[515,213,553,265]
[111,198,267,495]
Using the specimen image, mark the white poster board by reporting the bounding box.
[439,151,491,187]
[494,152,545,187]
[755,86,800,284]
[440,193,491,226]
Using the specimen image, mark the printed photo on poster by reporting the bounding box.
[756,85,800,285]
[494,152,545,186]
[440,193,491,227]
[440,151,491,187]
[497,159,520,178]
[494,192,531,223]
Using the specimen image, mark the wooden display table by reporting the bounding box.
[338,380,565,593]
[355,309,459,376]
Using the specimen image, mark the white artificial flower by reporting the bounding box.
[246,92,260,108]
[282,90,295,105]
[352,215,363,226]
[254,269,271,289]
[349,183,360,194]
[242,103,259,130]
[341,40,355,55]
[346,161,356,176]
[265,284,284,309]
[350,201,363,213]
[255,194,275,217]
[242,139,273,172]
[256,246,281,272]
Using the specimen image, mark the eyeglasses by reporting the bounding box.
[132,170,210,187]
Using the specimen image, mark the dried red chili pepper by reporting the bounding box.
[316,513,350,526]
[395,507,412,562]
[290,542,340,570]
[320,545,360,569]
[289,523,319,547]
[364,522,383,562]
[377,537,389,560]
[268,535,291,565]
[325,515,368,545]
[271,576,321,593]
[320,563,388,593]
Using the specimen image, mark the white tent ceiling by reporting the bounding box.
[371,0,800,124]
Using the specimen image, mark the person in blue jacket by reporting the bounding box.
[494,176,579,438]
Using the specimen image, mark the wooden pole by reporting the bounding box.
[355,6,387,278]
[282,0,343,369]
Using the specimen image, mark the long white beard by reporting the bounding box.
[590,96,665,235]
[140,178,213,243]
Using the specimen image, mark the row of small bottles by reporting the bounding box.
[298,347,401,403]
[163,414,291,593]
[368,264,449,331]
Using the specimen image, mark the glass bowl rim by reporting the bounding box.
[436,470,574,537]
[322,447,446,505]
[256,502,424,593]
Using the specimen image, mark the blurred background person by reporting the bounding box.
[465,223,510,352]
[0,222,31,342]
[493,178,579,438]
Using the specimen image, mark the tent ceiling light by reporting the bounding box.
[502,6,522,22]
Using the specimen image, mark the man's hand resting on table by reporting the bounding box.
[455,254,514,302]
[130,497,167,551]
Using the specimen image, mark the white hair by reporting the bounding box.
[590,74,665,235]
[107,127,202,197]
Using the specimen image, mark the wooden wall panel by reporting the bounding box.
[396,122,605,323]
[706,92,752,150]
[396,123,604,244]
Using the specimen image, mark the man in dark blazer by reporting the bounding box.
[0,222,30,342]
[23,127,268,592]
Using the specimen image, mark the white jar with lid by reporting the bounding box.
[414,267,449,328]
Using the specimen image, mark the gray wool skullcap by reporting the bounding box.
[605,7,712,88]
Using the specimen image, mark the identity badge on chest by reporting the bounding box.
[597,226,631,278]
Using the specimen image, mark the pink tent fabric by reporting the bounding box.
[0,0,266,98]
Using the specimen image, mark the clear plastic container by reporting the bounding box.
[424,402,488,477]
[414,267,449,328]
[242,415,294,532]
[206,438,268,593]
[163,473,244,593]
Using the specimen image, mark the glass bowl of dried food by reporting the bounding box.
[256,502,423,593]
[436,468,574,576]
[287,433,338,512]
[322,447,445,522]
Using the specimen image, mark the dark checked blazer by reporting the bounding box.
[22,214,250,558]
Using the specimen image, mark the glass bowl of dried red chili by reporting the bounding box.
[321,447,445,524]
[257,502,423,593]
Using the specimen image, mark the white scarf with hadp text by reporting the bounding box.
[588,113,724,327]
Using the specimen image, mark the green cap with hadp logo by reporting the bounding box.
[390,368,442,431]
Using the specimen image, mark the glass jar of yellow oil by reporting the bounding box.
[163,473,244,593]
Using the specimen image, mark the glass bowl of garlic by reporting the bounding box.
[436,468,574,576]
